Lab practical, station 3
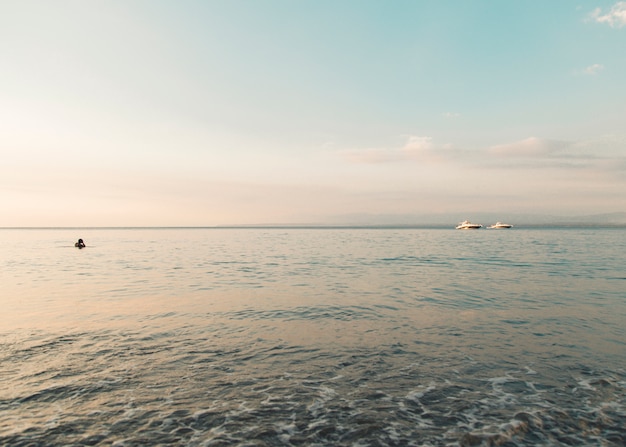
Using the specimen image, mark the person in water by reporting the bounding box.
[75,238,86,248]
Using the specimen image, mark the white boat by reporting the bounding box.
[488,222,513,229]
[456,220,482,229]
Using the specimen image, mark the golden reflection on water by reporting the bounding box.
[1,228,624,363]
[4,279,622,368]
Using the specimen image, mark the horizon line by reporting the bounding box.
[2,223,626,230]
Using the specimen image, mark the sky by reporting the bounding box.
[1,0,625,226]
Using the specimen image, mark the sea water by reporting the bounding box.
[1,227,624,446]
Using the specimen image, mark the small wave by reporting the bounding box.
[222,305,383,322]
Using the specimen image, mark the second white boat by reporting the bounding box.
[488,222,513,229]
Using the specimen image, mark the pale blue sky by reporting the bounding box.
[1,0,625,226]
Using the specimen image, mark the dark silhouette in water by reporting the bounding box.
[75,238,85,249]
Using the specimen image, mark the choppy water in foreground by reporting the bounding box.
[1,228,625,446]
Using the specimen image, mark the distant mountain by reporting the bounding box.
[564,212,626,225]
[322,212,626,227]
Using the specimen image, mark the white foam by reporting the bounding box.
[525,366,537,375]
[306,418,329,430]
[575,378,596,391]
[524,381,542,394]
[406,383,437,401]
[488,375,515,386]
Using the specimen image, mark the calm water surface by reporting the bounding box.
[1,228,625,446]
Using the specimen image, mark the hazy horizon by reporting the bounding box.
[3,210,626,229]
[2,1,625,227]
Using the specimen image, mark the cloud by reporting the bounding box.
[583,63,605,75]
[589,2,626,27]
[443,112,461,118]
[572,64,605,76]
[484,136,626,175]
[402,136,435,159]
[340,135,442,164]
[488,137,570,157]
[340,134,626,178]
[340,147,405,164]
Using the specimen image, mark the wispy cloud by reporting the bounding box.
[443,112,461,119]
[342,136,573,166]
[340,135,443,164]
[340,147,404,164]
[488,137,570,157]
[572,63,605,76]
[583,63,605,75]
[340,135,626,175]
[485,136,626,173]
[589,2,626,27]
[402,136,436,160]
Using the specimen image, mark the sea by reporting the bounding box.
[1,227,624,447]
